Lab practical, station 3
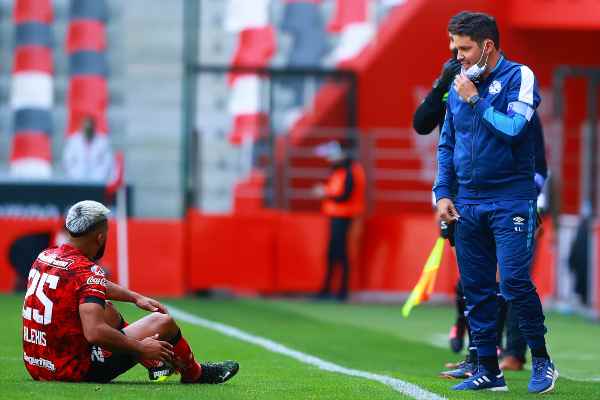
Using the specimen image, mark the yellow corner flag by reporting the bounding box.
[401,237,446,318]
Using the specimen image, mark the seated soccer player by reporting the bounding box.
[22,200,239,384]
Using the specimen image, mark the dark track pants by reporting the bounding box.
[454,199,547,357]
[321,217,352,300]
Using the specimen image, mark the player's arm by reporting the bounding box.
[327,166,354,202]
[433,109,457,202]
[106,280,168,313]
[413,59,461,135]
[434,108,460,222]
[79,301,173,362]
[471,66,540,145]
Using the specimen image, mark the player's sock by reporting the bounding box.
[530,344,550,360]
[478,355,501,376]
[171,329,202,382]
[468,347,478,365]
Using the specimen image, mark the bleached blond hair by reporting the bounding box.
[65,200,110,236]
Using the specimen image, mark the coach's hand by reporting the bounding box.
[435,58,462,91]
[437,198,460,223]
[135,295,168,314]
[454,74,478,102]
[139,334,174,363]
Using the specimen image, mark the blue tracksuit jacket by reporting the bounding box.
[433,56,541,203]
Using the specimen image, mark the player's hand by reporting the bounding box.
[138,334,174,363]
[435,58,461,90]
[436,198,460,223]
[135,296,168,314]
[454,74,478,102]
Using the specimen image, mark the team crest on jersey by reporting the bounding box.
[91,265,105,276]
[489,80,502,95]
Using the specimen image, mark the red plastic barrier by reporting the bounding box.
[185,211,555,299]
[186,211,278,294]
[0,214,556,300]
[0,218,184,296]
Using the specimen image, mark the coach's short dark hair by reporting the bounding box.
[448,11,500,49]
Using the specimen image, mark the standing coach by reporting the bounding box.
[434,12,558,393]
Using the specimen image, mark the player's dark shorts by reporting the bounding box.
[83,330,137,383]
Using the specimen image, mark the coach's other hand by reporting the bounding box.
[135,295,168,314]
[139,333,174,363]
[437,198,460,223]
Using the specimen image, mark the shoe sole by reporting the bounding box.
[538,369,559,394]
[487,386,509,392]
[439,373,470,380]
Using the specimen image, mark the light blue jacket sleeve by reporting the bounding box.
[433,108,456,202]
[472,65,541,145]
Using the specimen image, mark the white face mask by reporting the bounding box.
[462,41,490,81]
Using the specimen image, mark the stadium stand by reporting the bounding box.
[9,0,54,178]
[62,0,114,182]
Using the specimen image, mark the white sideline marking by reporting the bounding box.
[168,305,446,400]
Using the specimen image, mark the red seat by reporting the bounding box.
[327,0,368,32]
[66,20,106,53]
[10,131,52,162]
[14,0,53,24]
[228,26,276,85]
[13,46,53,73]
[228,113,269,145]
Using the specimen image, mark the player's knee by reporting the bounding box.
[151,312,177,333]
[500,276,534,300]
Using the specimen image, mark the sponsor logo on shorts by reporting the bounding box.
[24,352,55,371]
[91,346,105,363]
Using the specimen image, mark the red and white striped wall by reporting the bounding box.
[10,0,54,178]
[65,0,109,138]
[225,0,276,145]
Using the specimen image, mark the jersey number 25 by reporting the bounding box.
[22,270,59,325]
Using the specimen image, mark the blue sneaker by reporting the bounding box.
[528,358,558,394]
[440,357,476,379]
[452,369,508,391]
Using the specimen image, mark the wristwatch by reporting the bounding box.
[467,94,480,107]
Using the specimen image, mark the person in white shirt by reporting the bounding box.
[63,117,114,182]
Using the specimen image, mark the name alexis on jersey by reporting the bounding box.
[24,326,47,346]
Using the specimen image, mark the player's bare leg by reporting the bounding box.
[101,301,175,380]
[123,312,239,384]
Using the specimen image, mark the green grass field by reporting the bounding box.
[3,294,600,399]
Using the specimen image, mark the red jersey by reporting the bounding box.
[22,244,108,381]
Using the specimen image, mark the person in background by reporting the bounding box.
[412,13,476,377]
[63,116,114,182]
[313,141,366,302]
